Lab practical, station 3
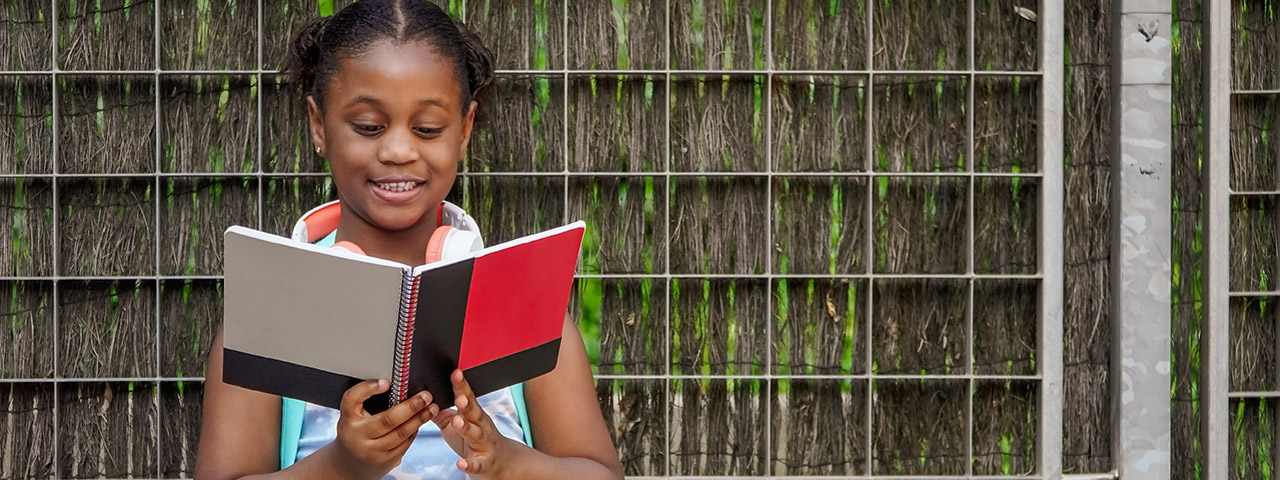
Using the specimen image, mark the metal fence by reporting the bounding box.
[1204,0,1280,478]
[0,0,1068,478]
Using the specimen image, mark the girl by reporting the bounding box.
[194,1,623,479]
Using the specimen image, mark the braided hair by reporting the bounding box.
[285,0,494,118]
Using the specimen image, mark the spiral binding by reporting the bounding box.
[390,271,421,405]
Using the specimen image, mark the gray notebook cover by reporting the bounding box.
[223,226,405,388]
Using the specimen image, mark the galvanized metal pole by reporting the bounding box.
[1040,1,1065,479]
[1110,1,1174,479]
[1201,0,1231,478]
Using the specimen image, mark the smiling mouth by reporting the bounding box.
[373,181,420,192]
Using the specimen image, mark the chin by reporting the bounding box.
[371,214,427,233]
[344,192,435,233]
[368,206,434,232]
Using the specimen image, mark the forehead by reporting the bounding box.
[327,39,462,111]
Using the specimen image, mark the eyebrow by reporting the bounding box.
[344,96,449,109]
[346,96,384,108]
[418,98,449,109]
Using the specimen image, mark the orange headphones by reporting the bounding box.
[290,200,485,263]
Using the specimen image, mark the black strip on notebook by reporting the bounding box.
[463,338,562,401]
[223,348,391,414]
[405,257,474,411]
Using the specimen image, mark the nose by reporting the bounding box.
[377,126,421,165]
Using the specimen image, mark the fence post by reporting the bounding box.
[1110,0,1174,479]
[1201,0,1230,478]
[1040,0,1065,479]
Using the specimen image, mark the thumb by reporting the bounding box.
[340,379,388,419]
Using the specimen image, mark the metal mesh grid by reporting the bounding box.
[0,0,1064,477]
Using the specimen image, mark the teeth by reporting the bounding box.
[376,181,417,192]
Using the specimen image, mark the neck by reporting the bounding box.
[332,204,440,266]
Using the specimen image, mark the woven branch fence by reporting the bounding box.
[0,0,1273,478]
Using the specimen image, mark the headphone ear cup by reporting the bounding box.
[424,226,455,263]
[332,240,366,256]
[425,226,485,263]
[444,229,484,258]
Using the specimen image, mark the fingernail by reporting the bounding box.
[429,405,439,415]
[377,379,388,388]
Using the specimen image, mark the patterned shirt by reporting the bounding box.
[293,388,527,479]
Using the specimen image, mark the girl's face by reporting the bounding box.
[308,39,475,241]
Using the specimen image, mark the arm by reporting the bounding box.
[518,318,624,478]
[194,331,442,480]
[436,318,624,480]
[193,330,293,480]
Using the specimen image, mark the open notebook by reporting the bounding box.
[221,222,585,413]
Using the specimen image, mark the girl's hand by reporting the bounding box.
[328,379,440,479]
[432,370,521,479]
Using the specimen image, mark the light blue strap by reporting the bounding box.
[315,230,337,248]
[510,383,533,447]
[280,397,306,469]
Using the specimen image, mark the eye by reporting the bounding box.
[415,126,445,136]
[351,123,384,136]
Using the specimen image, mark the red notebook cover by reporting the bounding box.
[459,226,582,370]
[402,222,585,409]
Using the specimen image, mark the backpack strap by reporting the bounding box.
[280,397,306,469]
[509,383,534,447]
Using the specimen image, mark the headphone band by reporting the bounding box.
[290,200,482,244]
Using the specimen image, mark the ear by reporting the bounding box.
[458,100,478,161]
[306,95,326,156]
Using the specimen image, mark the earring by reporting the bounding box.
[315,146,321,155]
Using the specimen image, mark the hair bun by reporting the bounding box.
[454,19,495,101]
[285,16,332,96]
